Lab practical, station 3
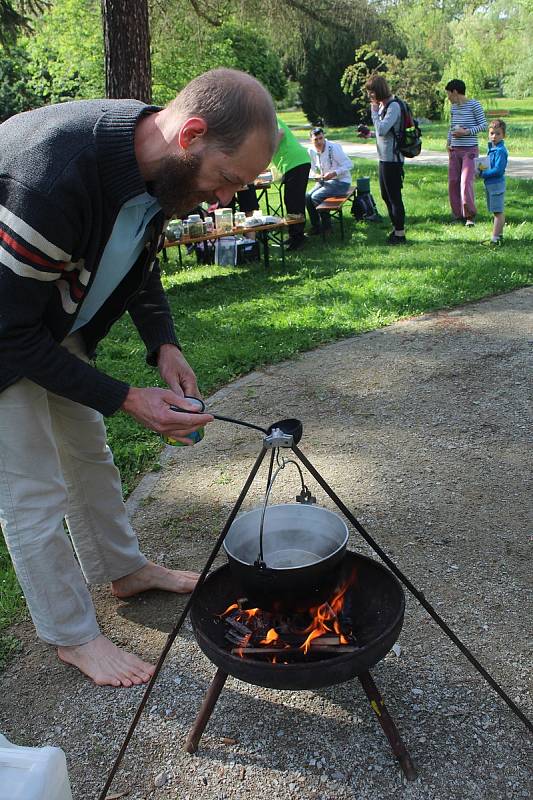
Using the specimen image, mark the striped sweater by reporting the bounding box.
[447,99,486,148]
[0,100,179,416]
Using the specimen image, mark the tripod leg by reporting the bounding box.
[185,668,228,754]
[358,670,417,781]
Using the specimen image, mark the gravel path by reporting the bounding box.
[1,288,531,800]
[321,140,533,179]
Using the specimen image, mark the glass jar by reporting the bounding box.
[234,211,246,229]
[165,219,183,241]
[187,214,204,238]
[214,208,233,233]
[204,217,214,234]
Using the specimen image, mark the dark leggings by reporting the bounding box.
[378,161,405,230]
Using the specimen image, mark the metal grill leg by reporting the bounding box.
[358,670,417,781]
[184,668,228,754]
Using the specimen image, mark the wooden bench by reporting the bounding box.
[316,185,356,242]
[487,109,510,118]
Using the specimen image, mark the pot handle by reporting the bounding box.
[255,458,312,568]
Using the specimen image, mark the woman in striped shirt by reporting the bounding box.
[445,79,487,226]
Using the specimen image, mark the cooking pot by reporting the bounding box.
[223,503,349,611]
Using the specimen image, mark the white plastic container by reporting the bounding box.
[0,733,73,800]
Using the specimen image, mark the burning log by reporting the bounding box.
[219,570,360,662]
[231,645,360,656]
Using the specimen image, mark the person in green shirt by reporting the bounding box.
[273,117,311,251]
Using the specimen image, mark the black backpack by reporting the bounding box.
[386,98,422,159]
[351,192,381,222]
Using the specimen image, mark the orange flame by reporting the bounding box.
[260,628,280,645]
[221,567,356,662]
[300,571,355,653]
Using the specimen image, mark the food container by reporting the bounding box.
[204,217,214,234]
[187,214,204,238]
[214,208,234,233]
[164,396,206,447]
[165,219,183,241]
[0,733,73,800]
[234,211,246,228]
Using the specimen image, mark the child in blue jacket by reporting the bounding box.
[478,119,508,245]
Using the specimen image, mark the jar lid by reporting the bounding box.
[188,214,201,221]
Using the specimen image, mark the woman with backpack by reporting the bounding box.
[364,75,407,245]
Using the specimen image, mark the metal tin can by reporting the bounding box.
[164,396,206,447]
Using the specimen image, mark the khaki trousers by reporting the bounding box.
[0,334,146,646]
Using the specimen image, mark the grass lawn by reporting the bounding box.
[1,158,532,664]
[280,97,533,156]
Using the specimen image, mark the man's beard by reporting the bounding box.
[151,151,209,218]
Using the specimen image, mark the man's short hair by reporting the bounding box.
[365,74,391,102]
[445,79,466,95]
[489,119,507,134]
[168,68,277,154]
[311,127,324,137]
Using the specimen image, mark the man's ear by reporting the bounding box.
[178,117,208,149]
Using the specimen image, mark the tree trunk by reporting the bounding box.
[101,0,152,103]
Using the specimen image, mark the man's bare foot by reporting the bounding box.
[57,635,155,687]
[111,560,199,599]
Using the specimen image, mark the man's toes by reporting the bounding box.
[95,674,122,688]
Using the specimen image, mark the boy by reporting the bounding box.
[478,119,508,246]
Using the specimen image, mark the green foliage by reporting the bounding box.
[341,43,389,123]
[25,0,104,104]
[380,54,441,119]
[216,23,287,101]
[0,0,29,48]
[299,27,365,126]
[0,44,40,120]
[500,0,533,97]
[151,15,286,105]
[342,42,441,120]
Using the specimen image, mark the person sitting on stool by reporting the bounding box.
[305,127,353,235]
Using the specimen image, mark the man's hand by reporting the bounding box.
[451,126,470,138]
[157,344,199,398]
[322,171,336,181]
[121,387,213,444]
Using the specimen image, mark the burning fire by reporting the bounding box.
[220,569,357,662]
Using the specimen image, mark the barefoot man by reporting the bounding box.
[0,69,278,687]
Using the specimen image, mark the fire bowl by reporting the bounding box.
[190,550,405,690]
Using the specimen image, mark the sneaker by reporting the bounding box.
[481,238,503,247]
[387,232,407,245]
[465,219,475,227]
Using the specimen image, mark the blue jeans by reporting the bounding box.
[306,179,351,229]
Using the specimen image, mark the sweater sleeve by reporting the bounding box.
[0,181,130,415]
[127,254,180,366]
[482,147,508,180]
[470,101,487,135]
[372,102,401,137]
